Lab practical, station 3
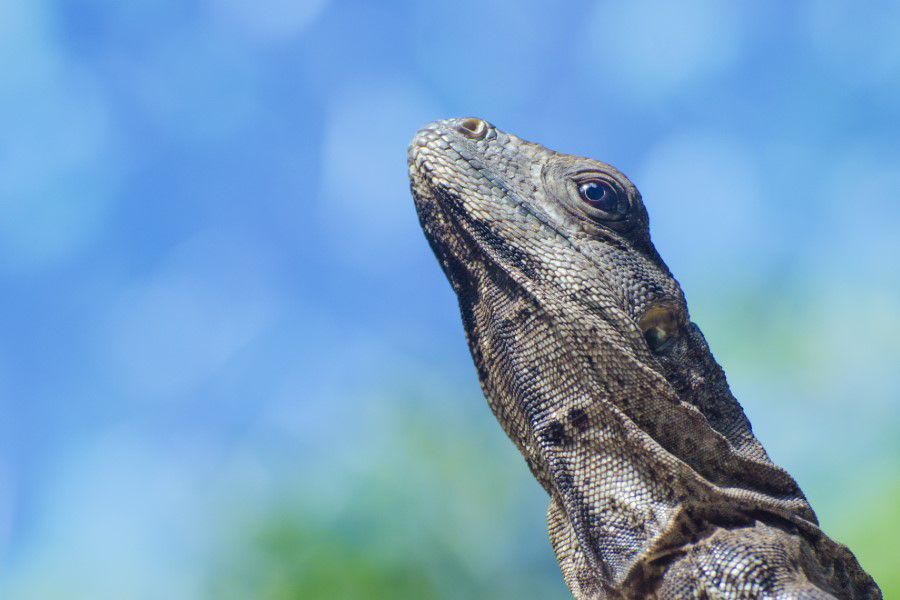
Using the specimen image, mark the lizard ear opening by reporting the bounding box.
[638,304,682,352]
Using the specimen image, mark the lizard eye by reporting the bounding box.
[638,304,681,353]
[574,178,627,221]
[578,180,619,212]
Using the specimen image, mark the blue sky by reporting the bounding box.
[1,0,899,596]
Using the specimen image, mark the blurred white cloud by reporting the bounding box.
[410,1,556,114]
[636,132,765,283]
[317,76,441,271]
[206,0,330,43]
[0,1,60,87]
[0,4,121,273]
[101,229,284,401]
[804,0,900,87]
[124,31,263,143]
[577,0,748,101]
[816,148,900,279]
[1,429,210,599]
[0,456,13,567]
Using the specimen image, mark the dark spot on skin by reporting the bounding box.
[586,355,595,368]
[556,470,574,491]
[682,438,698,454]
[568,408,590,432]
[497,316,515,332]
[441,251,479,330]
[755,567,779,595]
[542,420,568,447]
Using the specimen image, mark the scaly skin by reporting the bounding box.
[408,117,880,599]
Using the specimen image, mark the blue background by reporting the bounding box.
[1,1,898,597]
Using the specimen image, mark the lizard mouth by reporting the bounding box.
[408,134,481,298]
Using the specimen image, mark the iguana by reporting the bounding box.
[408,117,880,599]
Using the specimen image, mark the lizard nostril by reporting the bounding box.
[456,117,488,140]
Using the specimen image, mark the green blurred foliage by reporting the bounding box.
[831,475,900,596]
[208,390,569,599]
[210,517,440,599]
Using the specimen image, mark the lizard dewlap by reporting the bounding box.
[408,117,880,600]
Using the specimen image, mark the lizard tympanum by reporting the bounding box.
[408,117,881,599]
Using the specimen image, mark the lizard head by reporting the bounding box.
[410,117,693,386]
[409,117,799,492]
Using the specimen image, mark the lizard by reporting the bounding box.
[407,117,881,599]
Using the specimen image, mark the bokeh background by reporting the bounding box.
[2,0,899,597]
